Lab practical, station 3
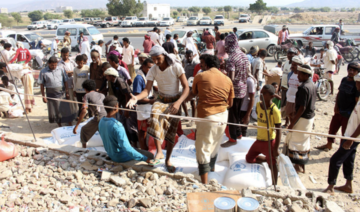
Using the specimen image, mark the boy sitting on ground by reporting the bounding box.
[246,85,281,185]
[98,95,154,163]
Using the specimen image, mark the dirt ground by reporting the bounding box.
[1,61,360,211]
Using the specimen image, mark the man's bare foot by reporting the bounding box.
[221,141,237,148]
[294,164,305,174]
[154,152,165,160]
[323,186,335,195]
[334,185,353,194]
[315,143,332,151]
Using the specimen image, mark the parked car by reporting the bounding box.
[86,17,101,26]
[27,21,47,30]
[199,17,212,26]
[121,16,138,27]
[56,24,104,50]
[147,17,161,26]
[74,18,85,24]
[177,16,188,22]
[236,29,278,56]
[62,19,75,24]
[160,17,174,26]
[47,20,63,30]
[97,16,120,28]
[187,16,200,26]
[289,24,360,47]
[134,17,149,27]
[213,15,225,26]
[1,30,51,49]
[170,28,215,44]
[239,14,251,23]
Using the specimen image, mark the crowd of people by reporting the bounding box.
[0,24,360,193]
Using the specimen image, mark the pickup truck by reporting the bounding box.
[97,16,120,28]
[289,25,360,47]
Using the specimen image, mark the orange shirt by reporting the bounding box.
[192,68,235,118]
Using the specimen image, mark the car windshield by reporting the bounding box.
[139,18,146,20]
[151,18,158,21]
[189,17,197,20]
[125,17,132,20]
[240,15,248,17]
[215,16,223,19]
[87,27,101,35]
[171,30,186,38]
[63,20,69,22]
[51,21,58,24]
[163,18,170,20]
[74,18,81,21]
[24,33,41,42]
[31,22,37,24]
[303,27,313,34]
[202,17,210,20]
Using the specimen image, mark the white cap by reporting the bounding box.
[104,68,119,77]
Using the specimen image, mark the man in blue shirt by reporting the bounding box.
[98,95,154,163]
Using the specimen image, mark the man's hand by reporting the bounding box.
[73,125,78,134]
[288,123,294,130]
[334,105,340,114]
[65,92,70,100]
[256,85,260,91]
[149,99,156,105]
[342,140,354,150]
[126,94,138,109]
[242,115,250,125]
[73,91,77,98]
[169,101,181,115]
[42,97,47,103]
[273,149,280,157]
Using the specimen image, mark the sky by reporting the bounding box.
[2,0,305,8]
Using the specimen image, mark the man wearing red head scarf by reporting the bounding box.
[143,34,155,54]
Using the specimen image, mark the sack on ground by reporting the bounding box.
[217,136,256,162]
[0,135,18,162]
[278,154,306,190]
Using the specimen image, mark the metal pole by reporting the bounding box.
[260,94,276,191]
[3,63,37,142]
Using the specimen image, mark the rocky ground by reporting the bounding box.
[0,145,352,212]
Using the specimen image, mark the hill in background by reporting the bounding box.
[287,0,360,8]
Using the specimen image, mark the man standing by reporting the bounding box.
[164,27,171,36]
[108,54,132,85]
[221,33,249,147]
[202,29,216,55]
[162,34,176,54]
[10,42,31,65]
[77,32,84,52]
[186,54,234,184]
[127,45,189,173]
[91,40,104,57]
[122,38,136,80]
[182,50,198,117]
[304,42,316,58]
[170,34,179,52]
[253,49,270,90]
[38,57,73,127]
[143,34,155,54]
[281,48,297,127]
[324,41,337,95]
[214,26,221,42]
[278,25,289,45]
[284,64,317,173]
[148,28,161,45]
[331,27,341,45]
[316,63,360,151]
[233,27,238,39]
[50,36,59,56]
[338,19,344,34]
[105,35,120,55]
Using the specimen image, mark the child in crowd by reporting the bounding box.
[73,55,90,117]
[271,82,282,109]
[246,85,281,185]
[276,61,283,68]
[0,84,13,117]
[239,69,256,137]
[82,54,89,65]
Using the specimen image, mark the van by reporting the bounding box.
[56,24,104,49]
[0,30,51,49]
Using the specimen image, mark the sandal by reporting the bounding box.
[166,164,176,173]
[148,159,160,166]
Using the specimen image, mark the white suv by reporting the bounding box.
[121,16,138,27]
[160,17,174,26]
[47,20,63,30]
[27,21,47,30]
[214,15,225,26]
[239,14,251,23]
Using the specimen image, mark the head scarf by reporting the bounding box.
[240,47,247,54]
[83,36,89,42]
[203,31,210,36]
[149,45,180,66]
[187,31,193,37]
[248,46,259,56]
[225,33,240,54]
[17,41,24,49]
[327,40,334,50]
[138,52,149,58]
[145,35,150,40]
[298,66,312,75]
[104,67,119,77]
[292,55,303,65]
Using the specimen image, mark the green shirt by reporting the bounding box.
[272,98,281,109]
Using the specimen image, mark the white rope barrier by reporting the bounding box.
[1,87,360,142]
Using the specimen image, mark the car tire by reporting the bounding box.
[55,26,57,30]
[105,23,109,28]
[267,45,276,57]
[35,27,37,30]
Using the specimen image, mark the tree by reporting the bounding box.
[224,6,232,12]
[320,7,331,12]
[177,8,182,13]
[81,9,106,17]
[63,10,74,18]
[107,0,144,16]
[350,8,356,12]
[249,0,267,14]
[202,7,211,15]
[172,11,178,18]
[188,7,200,13]
[294,7,302,13]
[267,7,279,14]
[238,8,244,12]
[10,12,22,25]
[217,7,223,12]
[340,8,346,12]
[28,10,43,22]
[44,13,62,20]
[280,7,289,11]
[0,14,15,27]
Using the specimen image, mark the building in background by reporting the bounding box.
[56,6,73,13]
[141,1,170,19]
[0,8,8,14]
